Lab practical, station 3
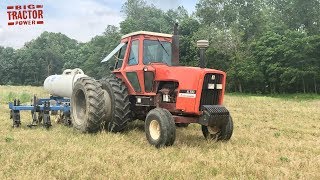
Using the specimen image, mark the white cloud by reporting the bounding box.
[148,0,181,10]
[0,26,43,48]
[44,0,123,42]
[147,0,196,13]
[0,0,123,48]
[0,0,196,48]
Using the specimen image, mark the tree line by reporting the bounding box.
[0,0,319,94]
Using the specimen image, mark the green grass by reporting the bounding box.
[0,85,48,104]
[0,86,319,179]
[228,92,320,101]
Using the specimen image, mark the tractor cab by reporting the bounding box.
[102,31,177,96]
[102,31,173,68]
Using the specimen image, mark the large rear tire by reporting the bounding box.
[100,74,131,132]
[145,108,176,148]
[71,77,105,133]
[202,116,233,141]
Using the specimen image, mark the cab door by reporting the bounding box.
[122,39,143,94]
[118,38,148,95]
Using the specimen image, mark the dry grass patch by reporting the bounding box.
[0,86,319,179]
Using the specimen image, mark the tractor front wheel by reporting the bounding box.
[201,116,233,141]
[145,108,176,148]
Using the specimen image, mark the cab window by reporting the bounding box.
[115,43,127,69]
[128,40,139,65]
[143,40,172,65]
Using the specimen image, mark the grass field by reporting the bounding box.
[0,85,319,179]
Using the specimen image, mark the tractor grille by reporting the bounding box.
[200,73,223,109]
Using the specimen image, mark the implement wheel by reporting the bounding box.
[202,116,233,141]
[71,77,105,133]
[145,108,176,148]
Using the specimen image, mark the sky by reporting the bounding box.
[0,0,197,48]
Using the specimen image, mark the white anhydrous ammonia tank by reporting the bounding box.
[43,68,87,98]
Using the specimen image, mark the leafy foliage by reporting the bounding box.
[0,0,319,93]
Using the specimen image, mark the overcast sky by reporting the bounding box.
[0,0,197,49]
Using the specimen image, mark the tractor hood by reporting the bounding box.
[149,64,226,114]
[151,64,225,87]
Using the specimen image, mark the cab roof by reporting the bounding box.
[121,31,173,39]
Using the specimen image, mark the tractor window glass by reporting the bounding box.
[126,72,141,92]
[115,43,127,69]
[128,40,139,65]
[143,40,172,65]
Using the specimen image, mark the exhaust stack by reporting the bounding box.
[197,40,209,68]
[172,23,179,66]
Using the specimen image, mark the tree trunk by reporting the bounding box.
[314,75,317,94]
[302,77,306,93]
[47,62,51,77]
[238,81,242,93]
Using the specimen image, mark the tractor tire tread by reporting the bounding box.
[218,116,233,141]
[71,77,105,133]
[201,116,233,141]
[145,108,176,148]
[100,74,131,132]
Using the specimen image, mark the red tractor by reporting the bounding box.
[71,24,233,148]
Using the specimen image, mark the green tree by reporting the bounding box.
[16,31,79,85]
[0,47,17,84]
[196,0,266,41]
[79,25,121,79]
[267,0,320,34]
[120,0,171,34]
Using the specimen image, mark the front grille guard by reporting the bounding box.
[199,105,230,127]
[199,73,223,109]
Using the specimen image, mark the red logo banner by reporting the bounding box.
[7,4,44,26]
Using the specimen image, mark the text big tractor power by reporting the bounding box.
[71,24,233,148]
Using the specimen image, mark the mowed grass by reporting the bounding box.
[0,85,319,179]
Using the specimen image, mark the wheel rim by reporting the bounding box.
[102,89,112,120]
[204,126,220,139]
[208,126,220,134]
[149,120,160,140]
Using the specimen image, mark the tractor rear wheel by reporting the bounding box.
[202,116,233,141]
[145,108,176,148]
[71,77,105,133]
[100,74,131,132]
